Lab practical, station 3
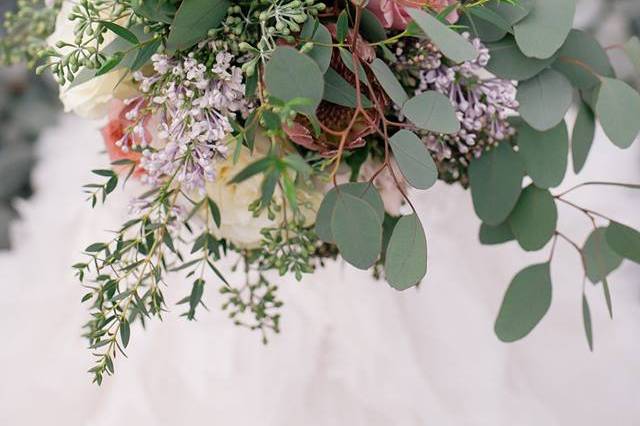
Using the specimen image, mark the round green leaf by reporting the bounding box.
[332,192,383,270]
[516,121,568,189]
[571,100,595,173]
[323,68,371,108]
[487,0,534,25]
[389,130,438,190]
[495,263,552,342]
[166,0,230,51]
[402,91,460,134]
[468,143,524,226]
[552,30,615,90]
[486,36,556,81]
[623,36,640,75]
[385,214,428,291]
[405,8,478,63]
[315,183,384,243]
[596,78,640,149]
[265,47,324,117]
[517,68,573,131]
[513,0,576,59]
[458,11,507,44]
[301,20,332,73]
[479,222,514,245]
[507,185,557,251]
[370,58,409,107]
[606,222,640,264]
[360,9,388,43]
[583,227,623,284]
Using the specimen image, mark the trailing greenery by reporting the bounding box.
[3,0,640,382]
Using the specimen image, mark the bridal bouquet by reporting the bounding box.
[3,0,640,383]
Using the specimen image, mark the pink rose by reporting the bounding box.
[366,0,459,30]
[100,100,150,177]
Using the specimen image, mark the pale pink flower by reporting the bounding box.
[366,0,459,30]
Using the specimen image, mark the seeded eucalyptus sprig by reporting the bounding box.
[222,254,284,344]
[0,0,62,67]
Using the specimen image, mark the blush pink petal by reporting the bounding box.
[366,0,458,31]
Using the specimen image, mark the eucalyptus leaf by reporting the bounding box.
[405,8,478,63]
[332,192,382,270]
[582,295,593,351]
[468,143,524,226]
[623,36,640,75]
[370,58,408,107]
[389,130,438,190]
[571,100,595,174]
[315,183,384,243]
[596,78,640,149]
[508,185,557,251]
[479,222,514,245]
[336,10,348,43]
[513,0,576,59]
[166,0,230,51]
[583,227,623,284]
[132,0,177,24]
[458,10,507,43]
[385,214,428,291]
[301,19,332,73]
[360,9,388,42]
[552,30,615,90]
[516,121,568,189]
[265,47,324,118]
[402,91,459,134]
[467,6,512,33]
[487,0,534,25]
[495,263,552,342]
[606,222,640,264]
[323,68,371,108]
[486,36,556,81]
[517,68,573,131]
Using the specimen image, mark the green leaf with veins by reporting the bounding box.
[385,214,428,291]
[389,130,438,190]
[468,143,524,226]
[495,263,552,342]
[508,185,557,252]
[402,91,459,134]
[265,47,324,118]
[583,227,623,284]
[606,222,640,264]
[167,0,230,51]
[331,192,382,270]
[315,183,384,243]
[405,7,478,63]
[596,78,640,149]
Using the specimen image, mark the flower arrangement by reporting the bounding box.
[3,0,640,384]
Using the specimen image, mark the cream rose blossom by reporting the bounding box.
[205,134,322,249]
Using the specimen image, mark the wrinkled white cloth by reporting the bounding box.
[0,114,639,426]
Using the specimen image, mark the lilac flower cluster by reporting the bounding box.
[132,51,248,193]
[394,35,519,185]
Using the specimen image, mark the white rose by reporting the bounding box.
[48,1,138,119]
[205,134,322,249]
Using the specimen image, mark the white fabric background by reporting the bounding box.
[0,110,639,425]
